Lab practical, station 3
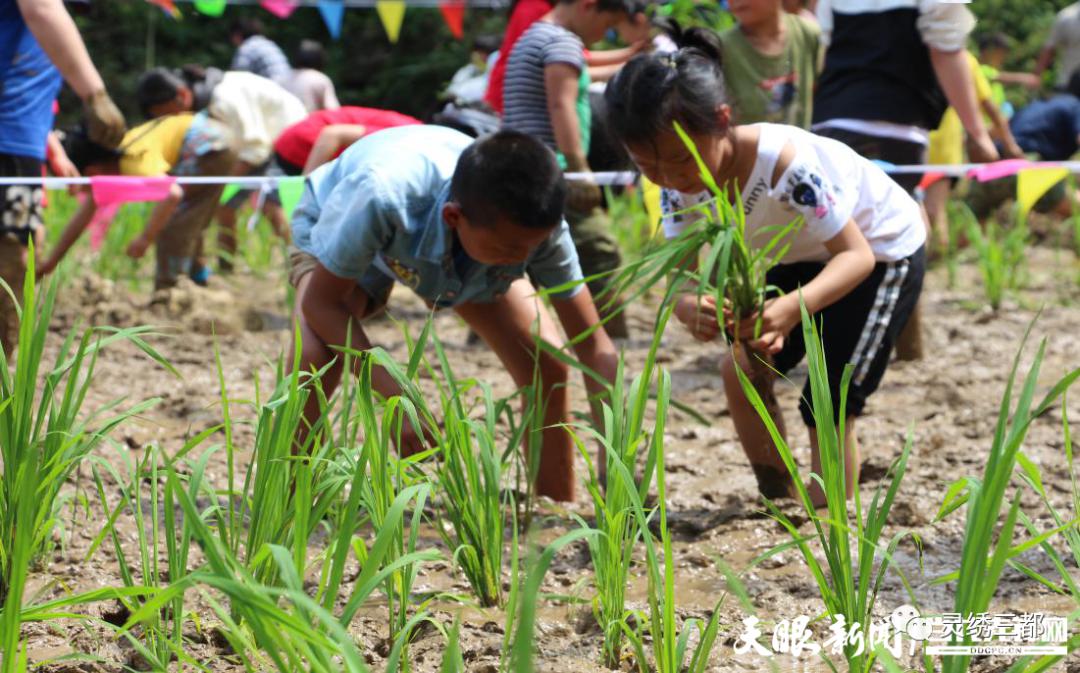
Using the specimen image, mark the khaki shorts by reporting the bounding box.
[288,245,392,320]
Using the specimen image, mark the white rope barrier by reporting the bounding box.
[2,161,1078,189]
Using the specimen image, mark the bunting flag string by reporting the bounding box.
[375,0,407,43]
[277,177,307,218]
[193,0,227,15]
[147,0,182,18]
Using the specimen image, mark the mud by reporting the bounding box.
[21,243,1080,672]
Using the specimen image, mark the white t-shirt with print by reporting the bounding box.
[661,123,926,264]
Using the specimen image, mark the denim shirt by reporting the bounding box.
[291,125,584,307]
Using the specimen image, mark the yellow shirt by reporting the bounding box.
[928,51,993,166]
[119,113,195,176]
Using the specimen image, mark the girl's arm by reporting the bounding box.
[126,183,184,258]
[39,194,97,275]
[738,219,874,353]
[303,124,367,175]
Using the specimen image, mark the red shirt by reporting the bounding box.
[483,0,554,115]
[273,106,422,168]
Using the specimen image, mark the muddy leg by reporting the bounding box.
[721,342,794,499]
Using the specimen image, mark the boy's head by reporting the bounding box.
[559,0,645,45]
[471,34,502,69]
[295,40,327,71]
[730,0,783,27]
[445,131,566,266]
[229,18,264,46]
[977,32,1010,68]
[137,68,194,118]
[59,127,121,175]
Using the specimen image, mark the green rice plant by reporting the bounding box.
[732,294,917,673]
[965,216,1028,311]
[930,319,1080,673]
[0,253,173,672]
[85,432,218,670]
[424,335,510,608]
[569,300,677,668]
[610,366,725,673]
[504,527,598,673]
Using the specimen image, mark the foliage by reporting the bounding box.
[67,1,508,125]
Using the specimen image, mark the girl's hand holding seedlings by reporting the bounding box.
[674,293,721,342]
[737,294,800,355]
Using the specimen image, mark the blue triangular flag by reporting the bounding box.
[318,0,344,39]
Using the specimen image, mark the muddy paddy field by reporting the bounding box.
[17,237,1080,672]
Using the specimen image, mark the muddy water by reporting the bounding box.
[24,245,1080,672]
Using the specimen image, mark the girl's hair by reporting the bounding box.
[604,23,728,147]
[136,65,222,116]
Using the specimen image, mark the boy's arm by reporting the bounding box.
[127,183,184,258]
[303,124,367,175]
[545,63,587,169]
[994,70,1041,89]
[39,195,97,275]
[981,99,1024,158]
[551,286,618,411]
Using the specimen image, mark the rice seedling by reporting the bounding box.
[0,253,174,672]
[605,186,660,262]
[965,216,1028,312]
[732,294,917,673]
[610,365,726,673]
[423,333,510,608]
[504,527,598,673]
[930,318,1080,673]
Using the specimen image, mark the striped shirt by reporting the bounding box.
[502,21,585,152]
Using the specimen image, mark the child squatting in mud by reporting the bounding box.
[604,30,927,507]
[287,125,618,502]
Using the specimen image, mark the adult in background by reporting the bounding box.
[1035,1,1080,91]
[811,0,998,361]
[1,0,126,356]
[287,39,340,112]
[230,17,292,87]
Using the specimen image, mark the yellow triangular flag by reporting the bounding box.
[1017,166,1068,218]
[376,0,406,43]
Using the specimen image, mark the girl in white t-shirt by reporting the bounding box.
[604,28,926,506]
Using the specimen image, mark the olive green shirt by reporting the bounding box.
[719,13,821,129]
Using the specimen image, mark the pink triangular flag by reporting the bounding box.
[260,0,298,18]
[90,176,176,208]
[968,158,1032,183]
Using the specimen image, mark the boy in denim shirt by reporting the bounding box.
[290,125,617,502]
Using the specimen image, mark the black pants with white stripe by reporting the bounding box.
[768,245,926,427]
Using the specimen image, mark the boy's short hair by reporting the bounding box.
[59,127,121,173]
[977,32,1010,53]
[136,67,187,116]
[294,40,327,70]
[229,18,265,39]
[451,131,566,231]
